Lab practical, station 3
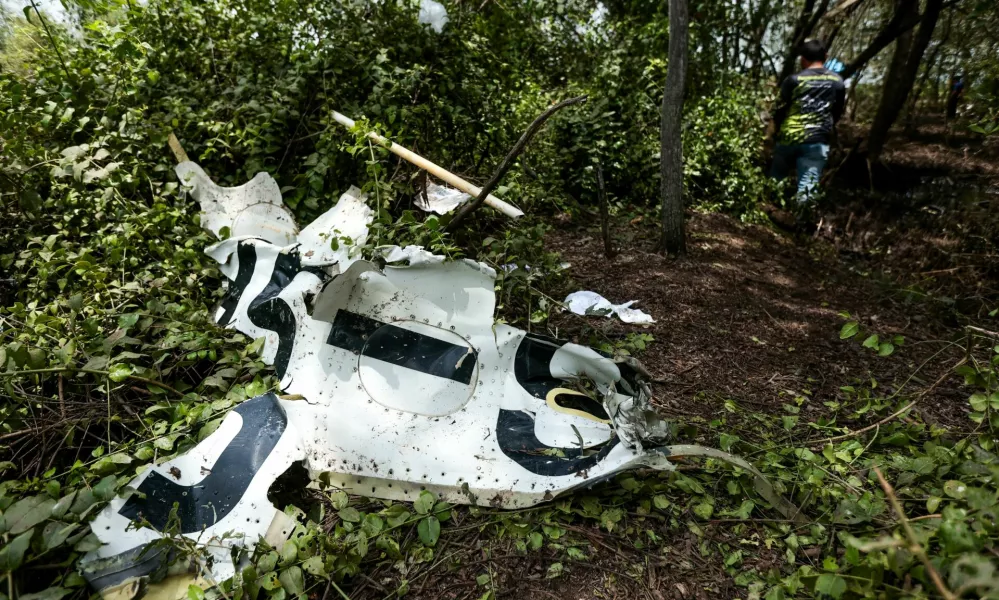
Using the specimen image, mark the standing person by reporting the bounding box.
[946,74,964,121]
[771,39,846,216]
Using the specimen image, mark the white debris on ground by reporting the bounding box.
[415,182,471,214]
[378,244,446,265]
[564,290,655,324]
[418,0,449,33]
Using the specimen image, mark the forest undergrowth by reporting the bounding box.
[3,0,999,599]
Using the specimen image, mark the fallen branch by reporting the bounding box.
[168,132,190,163]
[666,444,808,523]
[445,95,587,232]
[873,466,957,600]
[1,367,185,398]
[811,357,965,445]
[329,111,524,219]
[966,325,999,341]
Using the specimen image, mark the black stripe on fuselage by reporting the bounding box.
[326,311,476,385]
[118,393,287,533]
[217,243,257,327]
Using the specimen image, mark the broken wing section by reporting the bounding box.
[81,393,304,593]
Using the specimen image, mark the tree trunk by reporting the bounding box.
[777,0,818,85]
[906,5,952,129]
[868,0,918,142]
[598,164,614,258]
[748,0,772,77]
[777,0,833,85]
[867,0,945,160]
[840,0,922,79]
[659,0,689,256]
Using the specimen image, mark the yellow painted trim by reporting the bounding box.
[545,388,610,424]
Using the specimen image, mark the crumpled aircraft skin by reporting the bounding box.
[81,163,798,596]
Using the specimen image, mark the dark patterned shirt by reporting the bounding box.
[775,67,846,145]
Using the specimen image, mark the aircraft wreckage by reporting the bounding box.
[81,155,801,598]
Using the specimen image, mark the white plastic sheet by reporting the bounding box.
[564,290,655,324]
[415,182,471,214]
[417,0,449,33]
[378,244,446,265]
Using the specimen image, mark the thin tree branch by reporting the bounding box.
[811,357,964,445]
[1,367,185,398]
[873,467,957,600]
[841,0,928,79]
[28,0,72,83]
[445,95,587,232]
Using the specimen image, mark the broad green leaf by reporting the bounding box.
[692,501,714,520]
[764,587,786,600]
[1,495,56,534]
[42,522,79,551]
[0,531,33,571]
[814,574,846,599]
[21,587,71,600]
[528,531,543,550]
[108,363,132,382]
[839,322,859,339]
[51,492,77,519]
[73,532,102,552]
[943,480,968,499]
[719,433,739,451]
[969,393,988,412]
[302,556,326,577]
[93,476,118,501]
[328,491,349,510]
[361,514,384,536]
[260,572,281,591]
[414,491,435,515]
[546,562,563,579]
[418,516,440,546]
[257,551,278,573]
[27,347,46,369]
[279,540,297,566]
[186,585,205,600]
[599,508,624,531]
[278,567,304,595]
[338,507,361,523]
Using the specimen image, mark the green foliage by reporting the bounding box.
[4,0,996,598]
[838,312,904,357]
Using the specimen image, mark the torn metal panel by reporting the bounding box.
[84,165,799,598]
[83,393,303,590]
[297,186,372,268]
[175,162,298,245]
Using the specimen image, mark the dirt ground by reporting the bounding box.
[547,210,967,429]
[397,211,975,600]
[356,121,997,600]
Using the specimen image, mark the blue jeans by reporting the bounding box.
[770,143,829,204]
